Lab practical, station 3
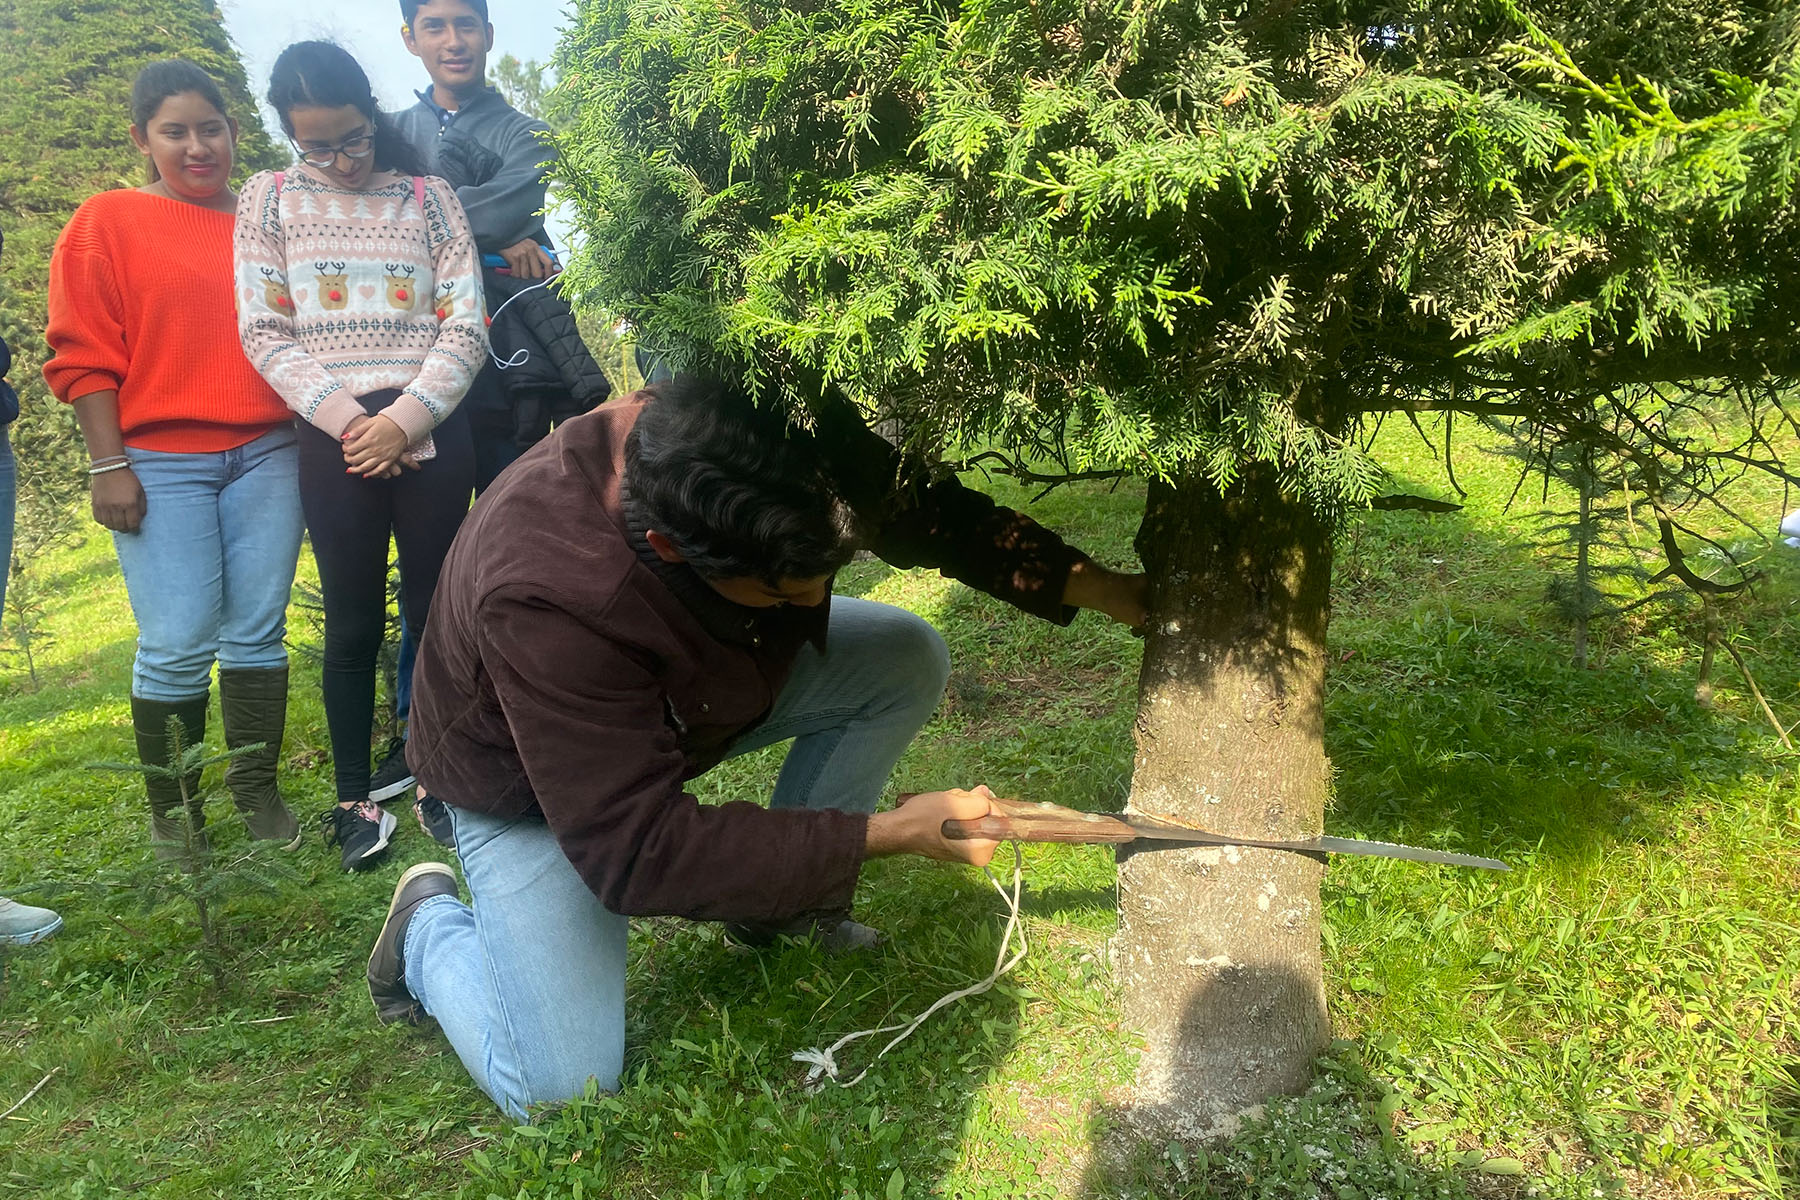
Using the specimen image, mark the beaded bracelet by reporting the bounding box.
[88,455,129,468]
[88,461,134,476]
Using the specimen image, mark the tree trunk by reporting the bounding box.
[1694,596,1719,706]
[1114,461,1334,1140]
[1573,466,1593,670]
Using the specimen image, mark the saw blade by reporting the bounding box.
[1119,817,1508,871]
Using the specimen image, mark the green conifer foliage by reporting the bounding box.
[555,0,1798,495]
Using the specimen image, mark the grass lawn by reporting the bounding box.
[1,417,1796,1199]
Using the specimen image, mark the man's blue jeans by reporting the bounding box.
[403,596,952,1119]
[113,427,305,700]
[395,611,416,729]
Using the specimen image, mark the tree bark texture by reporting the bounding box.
[1115,462,1334,1140]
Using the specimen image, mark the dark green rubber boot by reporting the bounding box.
[218,666,301,849]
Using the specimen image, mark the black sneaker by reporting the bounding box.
[413,793,456,848]
[368,738,416,802]
[367,861,459,1025]
[323,801,398,872]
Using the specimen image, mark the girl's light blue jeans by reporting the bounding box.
[113,427,305,700]
[403,595,952,1119]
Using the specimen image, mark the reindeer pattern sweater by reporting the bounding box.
[234,166,487,444]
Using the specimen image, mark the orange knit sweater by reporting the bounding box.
[44,190,290,453]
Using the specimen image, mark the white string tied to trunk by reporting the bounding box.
[792,843,1027,1090]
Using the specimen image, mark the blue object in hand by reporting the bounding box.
[482,245,559,272]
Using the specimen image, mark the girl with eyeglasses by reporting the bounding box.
[45,60,307,866]
[236,41,485,871]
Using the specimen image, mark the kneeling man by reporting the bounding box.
[368,377,1145,1118]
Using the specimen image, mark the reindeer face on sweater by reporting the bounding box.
[315,262,350,310]
[260,268,293,312]
[385,264,419,311]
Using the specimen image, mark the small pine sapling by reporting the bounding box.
[77,717,301,990]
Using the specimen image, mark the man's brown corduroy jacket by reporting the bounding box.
[408,391,1088,922]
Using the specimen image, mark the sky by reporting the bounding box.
[220,0,569,126]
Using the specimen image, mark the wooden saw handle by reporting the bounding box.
[939,796,1139,844]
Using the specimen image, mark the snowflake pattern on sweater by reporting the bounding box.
[233,166,487,445]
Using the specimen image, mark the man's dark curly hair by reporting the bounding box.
[622,377,860,585]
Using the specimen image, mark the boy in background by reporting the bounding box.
[386,0,607,838]
[396,0,555,292]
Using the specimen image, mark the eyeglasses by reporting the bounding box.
[293,130,375,169]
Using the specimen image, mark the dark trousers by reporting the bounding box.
[466,363,523,495]
[298,396,473,803]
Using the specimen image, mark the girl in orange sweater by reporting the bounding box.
[44,61,306,864]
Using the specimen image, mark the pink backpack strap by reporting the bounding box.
[273,170,285,195]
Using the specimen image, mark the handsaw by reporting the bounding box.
[940,797,1508,871]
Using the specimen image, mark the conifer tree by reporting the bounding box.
[1490,408,1689,670]
[490,54,555,125]
[554,0,1800,1136]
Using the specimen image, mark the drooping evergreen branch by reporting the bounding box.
[1721,638,1797,749]
[557,0,1800,521]
[952,450,1133,487]
[1640,485,1755,597]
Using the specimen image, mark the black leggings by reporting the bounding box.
[298,395,474,803]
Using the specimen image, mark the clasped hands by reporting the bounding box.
[342,413,418,479]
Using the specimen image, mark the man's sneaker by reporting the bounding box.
[323,802,398,872]
[368,738,416,802]
[413,793,456,848]
[367,862,459,1025]
[0,898,62,946]
[724,912,884,954]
